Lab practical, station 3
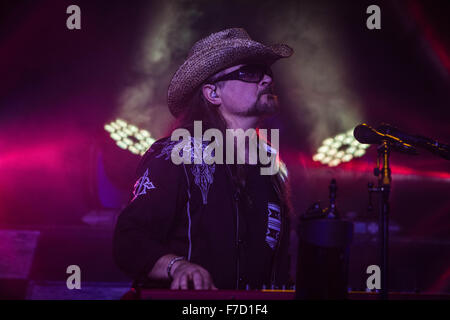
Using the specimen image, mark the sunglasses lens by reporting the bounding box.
[238,66,260,82]
[239,65,272,82]
[213,64,273,83]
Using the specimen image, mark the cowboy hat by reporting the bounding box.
[167,28,293,117]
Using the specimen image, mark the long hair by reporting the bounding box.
[169,83,228,134]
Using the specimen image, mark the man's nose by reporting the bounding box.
[259,73,273,87]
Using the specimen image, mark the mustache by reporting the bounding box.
[258,86,275,98]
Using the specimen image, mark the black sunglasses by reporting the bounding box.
[210,64,274,84]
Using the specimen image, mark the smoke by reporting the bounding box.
[116,0,203,138]
[262,0,364,150]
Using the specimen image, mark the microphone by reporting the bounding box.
[353,123,418,155]
[377,123,450,160]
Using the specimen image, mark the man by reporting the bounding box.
[113,28,294,290]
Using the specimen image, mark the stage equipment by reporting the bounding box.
[353,122,450,300]
[295,179,354,299]
[313,129,370,167]
[104,118,155,156]
[377,123,450,160]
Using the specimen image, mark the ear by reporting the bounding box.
[202,84,221,105]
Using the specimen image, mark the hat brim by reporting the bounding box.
[167,40,293,117]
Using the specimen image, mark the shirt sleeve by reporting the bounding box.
[112,142,186,282]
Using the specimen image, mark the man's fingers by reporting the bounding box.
[206,275,218,290]
[179,273,189,290]
[198,270,215,290]
[192,271,204,290]
[170,263,217,290]
[170,276,179,290]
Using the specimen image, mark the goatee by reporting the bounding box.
[245,93,279,117]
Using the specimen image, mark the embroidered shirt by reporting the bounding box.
[113,136,291,289]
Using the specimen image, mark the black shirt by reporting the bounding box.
[236,163,285,289]
[113,136,291,289]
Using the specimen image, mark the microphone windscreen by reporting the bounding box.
[353,124,380,144]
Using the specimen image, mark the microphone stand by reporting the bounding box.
[368,140,391,300]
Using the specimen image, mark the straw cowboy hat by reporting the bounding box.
[167,28,293,117]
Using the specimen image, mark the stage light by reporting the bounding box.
[354,149,365,157]
[105,119,156,156]
[318,146,329,154]
[128,146,140,155]
[140,130,150,137]
[313,153,325,161]
[335,151,345,158]
[104,124,115,133]
[342,154,353,162]
[123,128,133,136]
[329,159,341,167]
[331,141,342,149]
[110,133,121,141]
[122,138,133,146]
[118,131,127,139]
[312,128,369,167]
[110,122,121,130]
[117,141,128,150]
[327,148,337,156]
[128,125,138,132]
[322,156,332,164]
[116,119,127,127]
[343,137,353,145]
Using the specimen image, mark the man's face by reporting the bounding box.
[212,64,279,118]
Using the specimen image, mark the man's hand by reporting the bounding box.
[170,260,218,290]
